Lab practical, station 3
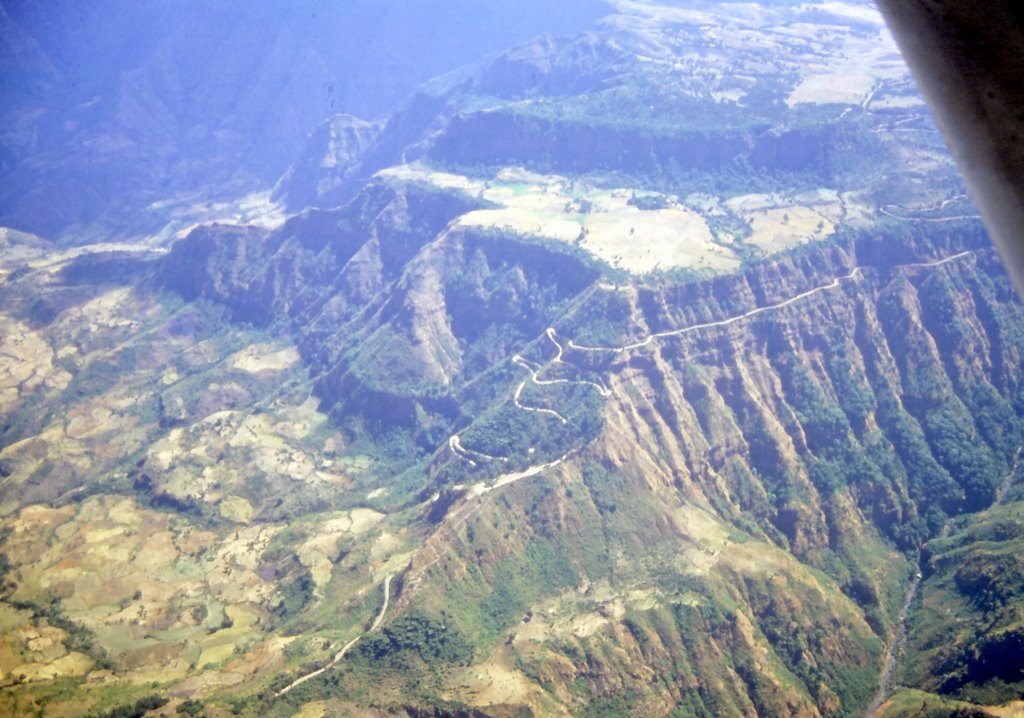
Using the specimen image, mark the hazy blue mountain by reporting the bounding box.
[0,0,610,242]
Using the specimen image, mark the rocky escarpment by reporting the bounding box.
[269,32,628,212]
[473,31,626,100]
[278,92,886,217]
[157,172,1023,716]
[387,224,1023,717]
[576,242,1016,551]
[11,2,1024,715]
[272,115,383,212]
[428,109,871,180]
[143,9,1021,713]
[161,180,483,331]
[272,21,904,219]
[160,180,603,444]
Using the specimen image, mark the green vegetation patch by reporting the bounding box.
[353,612,472,668]
[901,500,1024,703]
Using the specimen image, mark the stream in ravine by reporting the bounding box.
[865,447,1022,717]
[865,566,922,717]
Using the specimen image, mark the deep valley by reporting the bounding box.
[1,1,1023,717]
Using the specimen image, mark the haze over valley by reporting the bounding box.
[1,2,1023,717]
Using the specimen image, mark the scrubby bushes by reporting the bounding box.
[353,613,472,667]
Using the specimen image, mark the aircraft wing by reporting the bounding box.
[875,1,1024,296]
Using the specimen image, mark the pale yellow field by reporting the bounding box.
[745,206,834,253]
[227,343,301,374]
[724,192,838,253]
[298,509,386,588]
[380,164,858,275]
[986,701,1024,718]
[582,205,737,273]
[382,163,748,274]
[0,316,69,414]
[0,495,295,685]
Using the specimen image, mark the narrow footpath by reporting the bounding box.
[275,574,393,698]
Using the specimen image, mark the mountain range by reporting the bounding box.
[0,2,1022,717]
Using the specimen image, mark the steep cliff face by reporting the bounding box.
[161,181,483,329]
[155,178,1024,715]
[273,115,383,212]
[313,228,600,411]
[428,111,867,181]
[387,230,1022,717]
[566,235,1018,548]
[160,179,606,446]
[6,2,1023,716]
[272,5,912,222]
[138,24,1024,705]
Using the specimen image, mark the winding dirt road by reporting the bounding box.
[410,246,990,706]
[880,207,981,223]
[449,434,508,466]
[542,328,611,396]
[511,359,569,424]
[275,574,393,698]
[452,250,976,471]
[568,267,866,353]
[508,329,615,425]
[567,251,975,354]
[417,246,985,713]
